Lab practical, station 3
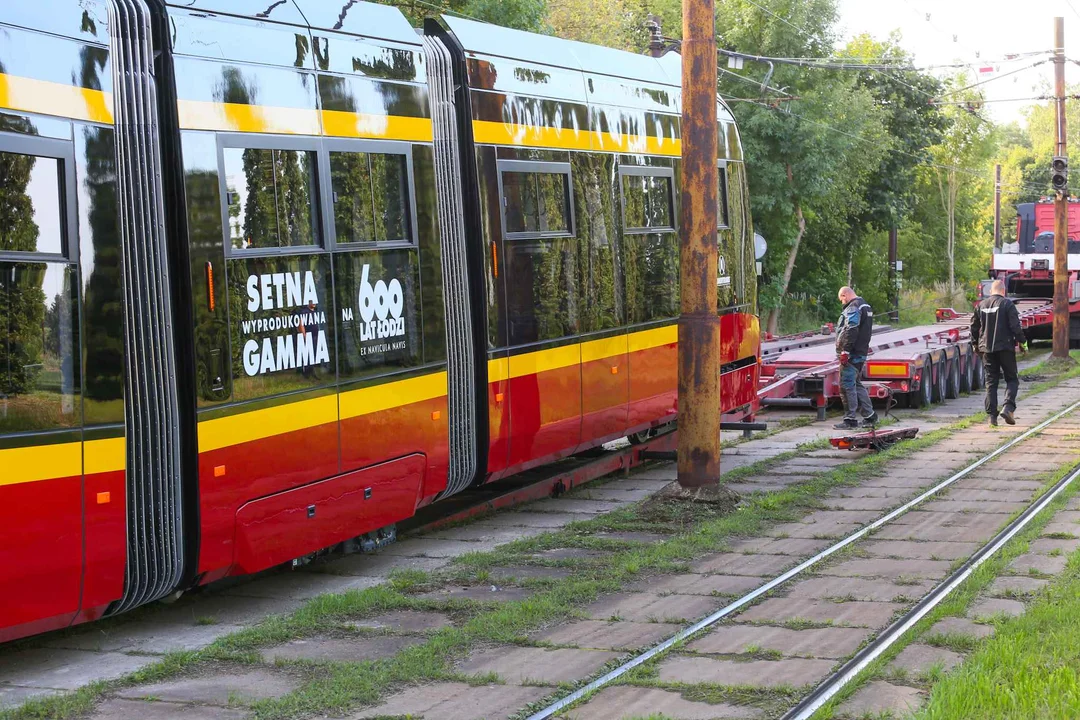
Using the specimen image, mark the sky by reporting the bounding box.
[835,0,1080,125]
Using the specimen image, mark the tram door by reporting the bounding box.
[0,131,84,632]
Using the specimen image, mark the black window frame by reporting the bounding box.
[323,138,418,250]
[0,131,79,264]
[217,133,326,258]
[718,160,730,230]
[618,164,676,235]
[497,159,575,240]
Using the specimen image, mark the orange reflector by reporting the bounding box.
[206,262,216,311]
[431,411,441,421]
[611,366,619,374]
[96,491,111,504]
[867,363,909,377]
[214,465,226,477]
[495,392,504,403]
[837,440,851,449]
[491,240,499,278]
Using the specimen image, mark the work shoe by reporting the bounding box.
[834,419,859,430]
[1001,409,1016,425]
[861,412,880,427]
[989,415,999,427]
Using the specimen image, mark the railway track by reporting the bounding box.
[524,395,1080,720]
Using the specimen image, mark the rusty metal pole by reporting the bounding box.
[1053,16,1070,359]
[677,0,720,488]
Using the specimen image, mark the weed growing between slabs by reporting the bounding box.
[5,360,1080,720]
[804,458,1080,719]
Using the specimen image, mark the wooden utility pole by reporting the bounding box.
[677,0,720,488]
[1053,17,1070,359]
[993,164,1002,250]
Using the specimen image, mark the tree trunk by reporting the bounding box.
[935,168,957,295]
[767,166,805,336]
[846,247,854,287]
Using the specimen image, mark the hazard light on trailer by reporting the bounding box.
[867,362,909,379]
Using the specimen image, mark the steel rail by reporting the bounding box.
[525,399,1080,720]
[783,459,1080,719]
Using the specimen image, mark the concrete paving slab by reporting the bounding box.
[416,585,533,604]
[636,573,762,597]
[41,619,242,654]
[494,511,598,527]
[656,655,834,688]
[823,496,897,511]
[378,538,502,557]
[1008,553,1068,576]
[834,681,925,718]
[926,616,995,640]
[487,565,573,581]
[533,620,680,650]
[834,486,918,498]
[692,553,796,576]
[766,521,864,539]
[575,487,656,502]
[888,643,964,676]
[534,548,609,561]
[527,498,628,514]
[224,572,381,601]
[1029,537,1080,554]
[349,610,453,632]
[920,499,1027,513]
[859,540,980,561]
[0,686,61,710]
[87,700,247,720]
[821,558,951,579]
[968,597,1026,620]
[784,576,933,602]
[317,553,447,577]
[688,624,869,659]
[563,686,761,719]
[728,537,832,556]
[418,524,544,543]
[988,575,1049,598]
[590,531,670,544]
[264,634,424,663]
[586,592,719,623]
[350,682,547,720]
[0,648,151,690]
[739,598,903,627]
[457,646,619,685]
[116,668,297,704]
[1041,522,1080,537]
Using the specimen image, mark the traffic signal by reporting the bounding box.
[1052,156,1068,191]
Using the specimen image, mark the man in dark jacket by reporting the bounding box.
[835,286,878,429]
[970,279,1026,426]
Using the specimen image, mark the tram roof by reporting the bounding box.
[168,1,421,46]
[443,15,680,89]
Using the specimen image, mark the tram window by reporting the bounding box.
[500,162,573,238]
[0,263,80,433]
[223,147,320,251]
[620,169,674,232]
[0,151,64,256]
[329,151,411,245]
[718,164,730,229]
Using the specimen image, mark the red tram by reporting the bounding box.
[0,0,759,642]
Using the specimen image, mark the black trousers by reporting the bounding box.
[983,350,1018,416]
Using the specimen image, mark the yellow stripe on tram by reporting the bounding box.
[0,72,113,125]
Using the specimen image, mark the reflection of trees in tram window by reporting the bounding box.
[223,148,318,250]
[573,154,621,332]
[621,171,673,232]
[0,151,63,255]
[80,125,125,423]
[0,264,80,433]
[718,165,730,229]
[329,151,410,244]
[502,169,571,237]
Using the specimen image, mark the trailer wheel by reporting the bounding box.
[932,356,947,403]
[972,354,985,390]
[959,349,974,393]
[945,356,961,399]
[911,359,933,408]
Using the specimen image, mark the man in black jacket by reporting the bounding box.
[970,280,1026,426]
[835,286,878,429]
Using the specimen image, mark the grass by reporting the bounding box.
[912,551,1080,719]
[7,356,1080,720]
